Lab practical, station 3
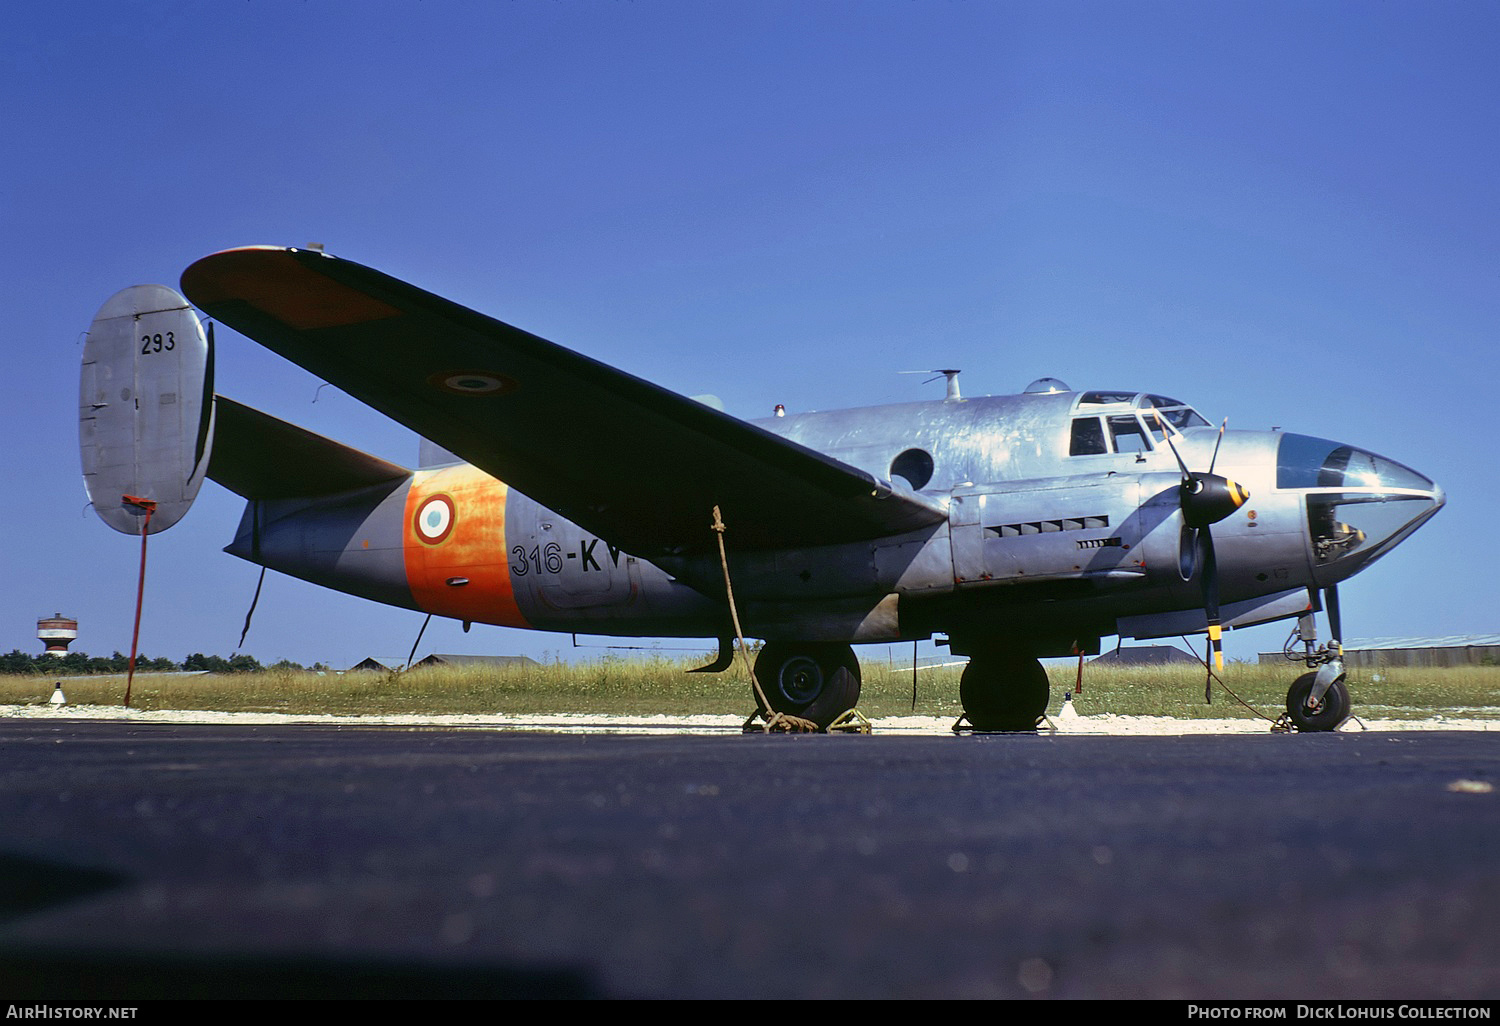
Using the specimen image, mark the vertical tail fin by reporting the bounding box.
[80,285,213,534]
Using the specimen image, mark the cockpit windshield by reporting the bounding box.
[1143,396,1210,432]
[1069,391,1210,456]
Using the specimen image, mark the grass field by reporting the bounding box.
[4,656,1498,722]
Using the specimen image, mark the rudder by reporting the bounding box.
[80,285,213,534]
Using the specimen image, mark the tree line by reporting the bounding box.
[0,650,330,675]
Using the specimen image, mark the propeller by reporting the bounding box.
[1152,413,1250,675]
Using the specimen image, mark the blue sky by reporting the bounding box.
[5,1,1495,671]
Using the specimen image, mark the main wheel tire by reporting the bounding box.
[960,652,1049,732]
[753,642,862,729]
[1285,671,1351,731]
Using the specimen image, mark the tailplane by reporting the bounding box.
[208,396,409,499]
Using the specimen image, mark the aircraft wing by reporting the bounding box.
[181,247,946,556]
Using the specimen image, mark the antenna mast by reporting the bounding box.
[901,369,963,401]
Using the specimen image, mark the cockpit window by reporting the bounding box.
[1073,391,1210,451]
[1141,396,1211,431]
[1071,415,1156,456]
[1159,407,1210,429]
[1076,391,1210,428]
[1109,415,1152,454]
[1069,417,1107,455]
[1078,391,1137,406]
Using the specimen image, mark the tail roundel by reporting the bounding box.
[80,285,214,535]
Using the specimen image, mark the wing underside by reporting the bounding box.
[182,247,944,556]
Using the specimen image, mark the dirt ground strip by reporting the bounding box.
[1,703,1494,735]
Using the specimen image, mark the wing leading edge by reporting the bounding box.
[182,247,945,556]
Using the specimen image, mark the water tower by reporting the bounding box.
[37,614,78,656]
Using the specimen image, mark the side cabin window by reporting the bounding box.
[1109,415,1152,454]
[1069,417,1107,455]
[1070,414,1154,456]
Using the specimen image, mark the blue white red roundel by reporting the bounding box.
[414,494,456,544]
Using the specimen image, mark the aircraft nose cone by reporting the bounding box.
[1276,433,1444,581]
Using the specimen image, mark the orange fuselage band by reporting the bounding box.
[402,465,528,628]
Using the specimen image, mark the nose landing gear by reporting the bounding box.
[1281,588,1351,732]
[1286,668,1351,731]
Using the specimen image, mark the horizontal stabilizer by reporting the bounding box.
[208,396,409,499]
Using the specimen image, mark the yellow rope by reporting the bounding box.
[711,505,819,733]
[1177,635,1287,729]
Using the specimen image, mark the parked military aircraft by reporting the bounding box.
[80,247,1445,730]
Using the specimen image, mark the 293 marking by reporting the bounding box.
[140,331,176,355]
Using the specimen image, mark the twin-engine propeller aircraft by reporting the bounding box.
[81,246,1444,731]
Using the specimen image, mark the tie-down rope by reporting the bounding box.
[711,505,820,733]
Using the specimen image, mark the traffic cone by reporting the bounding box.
[48,683,66,707]
[1058,691,1079,719]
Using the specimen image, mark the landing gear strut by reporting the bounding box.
[958,648,1050,732]
[753,642,862,730]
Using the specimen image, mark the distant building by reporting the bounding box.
[413,653,540,670]
[1259,635,1500,669]
[347,656,410,673]
[1091,644,1199,666]
[37,614,78,656]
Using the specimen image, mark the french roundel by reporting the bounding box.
[414,494,456,545]
[429,370,518,396]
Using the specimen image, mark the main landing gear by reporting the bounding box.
[958,647,1050,732]
[753,642,862,730]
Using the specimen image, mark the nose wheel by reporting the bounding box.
[1286,670,1351,731]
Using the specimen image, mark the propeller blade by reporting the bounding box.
[1324,584,1343,653]
[1152,408,1240,679]
[1207,418,1228,475]
[1151,410,1193,479]
[1200,526,1225,674]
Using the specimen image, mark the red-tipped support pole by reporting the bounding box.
[122,495,157,708]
